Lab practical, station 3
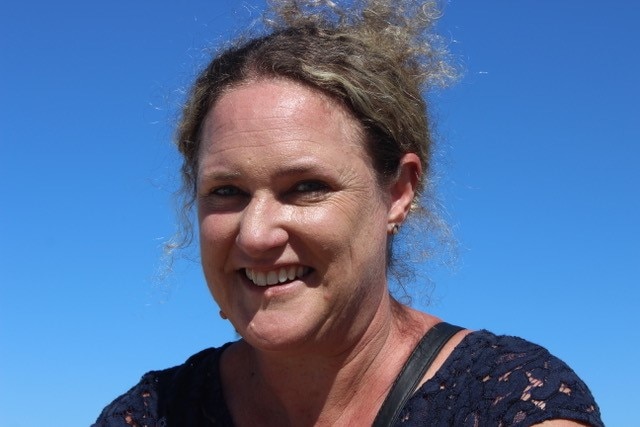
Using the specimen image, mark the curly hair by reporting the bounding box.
[172,0,454,258]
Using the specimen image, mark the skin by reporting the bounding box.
[195,78,588,426]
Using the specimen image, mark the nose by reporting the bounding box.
[235,193,289,257]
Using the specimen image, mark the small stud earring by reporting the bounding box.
[219,310,228,320]
[389,223,400,235]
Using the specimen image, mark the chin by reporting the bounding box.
[239,314,322,354]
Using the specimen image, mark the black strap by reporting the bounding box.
[372,322,463,427]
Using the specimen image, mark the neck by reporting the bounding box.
[222,296,436,426]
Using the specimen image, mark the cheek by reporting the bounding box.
[199,213,238,267]
[295,198,387,257]
[198,216,237,308]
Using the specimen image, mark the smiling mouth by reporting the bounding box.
[244,266,311,287]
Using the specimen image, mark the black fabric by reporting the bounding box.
[92,330,604,427]
[161,344,234,426]
[396,331,604,426]
[373,322,462,427]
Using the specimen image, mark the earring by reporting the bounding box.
[219,310,228,320]
[389,223,400,235]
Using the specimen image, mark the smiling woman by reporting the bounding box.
[92,0,603,426]
[197,79,403,353]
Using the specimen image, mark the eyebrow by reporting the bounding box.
[272,160,327,179]
[200,157,331,181]
[197,170,242,183]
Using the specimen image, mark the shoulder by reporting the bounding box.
[400,330,603,426]
[91,346,227,427]
[91,368,174,427]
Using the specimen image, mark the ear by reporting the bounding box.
[387,153,422,226]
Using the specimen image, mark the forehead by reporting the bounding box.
[200,78,364,151]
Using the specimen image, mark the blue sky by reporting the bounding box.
[1,1,637,425]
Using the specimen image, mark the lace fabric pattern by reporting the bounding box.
[92,331,603,427]
[398,331,603,426]
[92,372,167,427]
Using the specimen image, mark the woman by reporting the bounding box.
[94,1,603,425]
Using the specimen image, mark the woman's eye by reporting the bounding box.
[200,185,247,212]
[288,181,331,202]
[294,181,328,193]
[211,185,241,197]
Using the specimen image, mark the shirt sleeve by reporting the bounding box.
[91,371,168,427]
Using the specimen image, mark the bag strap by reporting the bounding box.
[372,322,463,427]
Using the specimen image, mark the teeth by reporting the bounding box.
[245,266,309,287]
[278,268,288,283]
[266,271,278,285]
[258,272,267,286]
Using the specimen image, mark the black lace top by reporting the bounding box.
[92,330,603,426]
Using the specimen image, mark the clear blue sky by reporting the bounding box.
[1,1,637,425]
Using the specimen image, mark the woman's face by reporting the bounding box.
[197,79,411,353]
